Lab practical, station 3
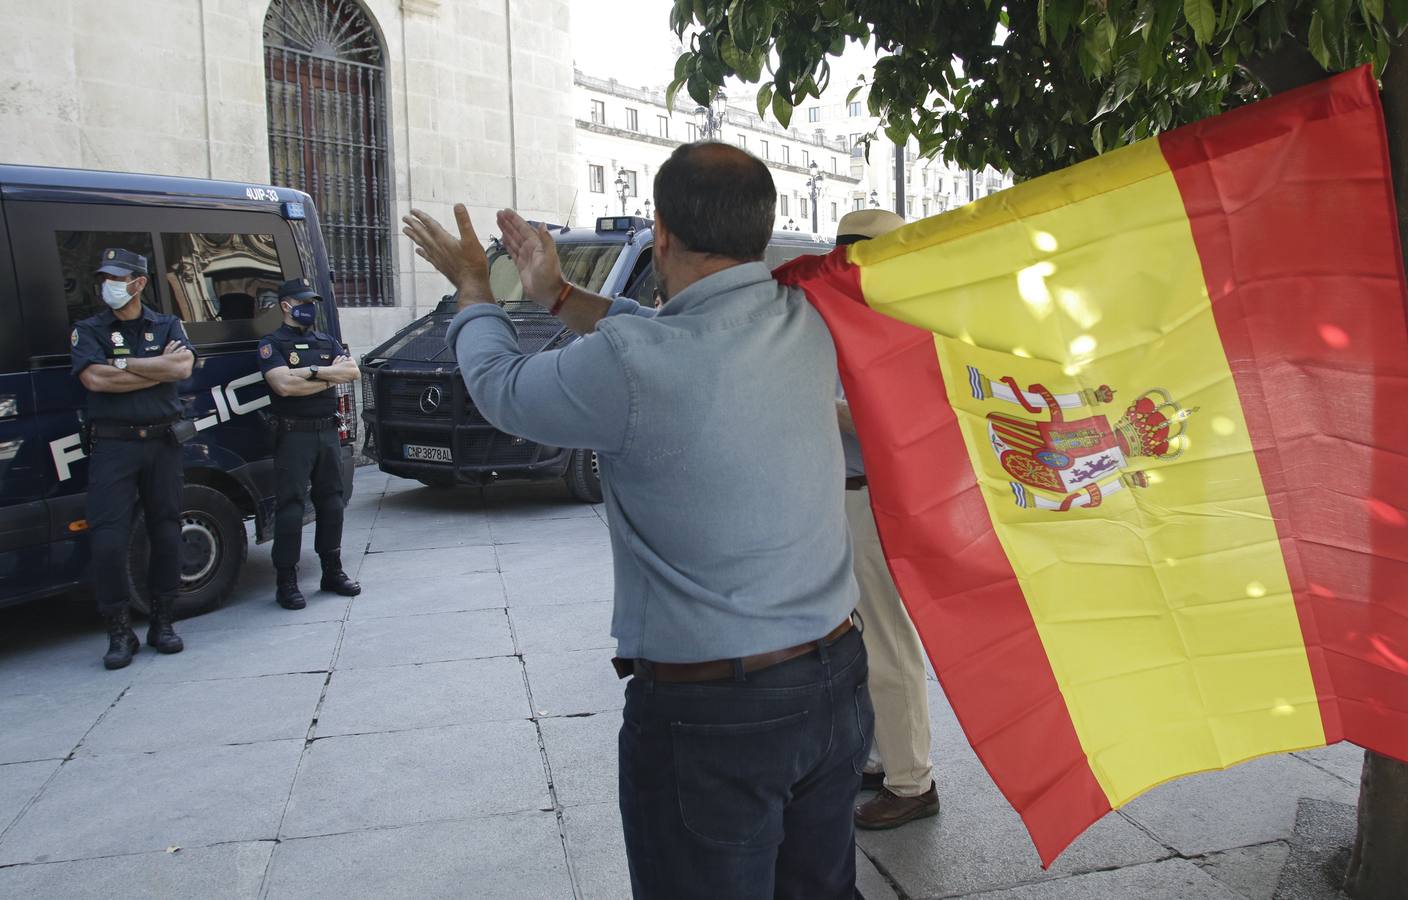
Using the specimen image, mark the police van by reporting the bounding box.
[359,216,831,502]
[0,165,356,618]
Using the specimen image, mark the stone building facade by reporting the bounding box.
[0,0,576,354]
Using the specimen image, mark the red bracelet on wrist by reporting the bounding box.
[549,281,573,316]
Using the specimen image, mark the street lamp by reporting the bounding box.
[643,198,652,220]
[869,190,880,208]
[695,89,728,140]
[614,168,629,215]
[786,217,797,232]
[805,160,824,233]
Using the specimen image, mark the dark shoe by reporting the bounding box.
[860,770,886,791]
[146,595,184,654]
[854,783,940,830]
[319,554,361,596]
[102,609,140,670]
[276,567,306,610]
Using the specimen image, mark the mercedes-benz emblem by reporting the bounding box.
[418,385,443,414]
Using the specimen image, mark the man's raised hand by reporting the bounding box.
[495,209,565,306]
[402,204,492,304]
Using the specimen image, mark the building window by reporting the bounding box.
[622,169,638,196]
[831,202,838,222]
[801,149,810,167]
[781,145,790,164]
[591,99,606,124]
[808,106,821,122]
[625,107,639,131]
[686,122,699,142]
[923,199,930,217]
[850,133,864,150]
[831,157,838,174]
[848,101,862,116]
[853,197,865,211]
[799,197,809,218]
[779,194,789,216]
[761,140,770,159]
[657,115,669,138]
[589,164,605,193]
[736,134,747,150]
[264,0,393,307]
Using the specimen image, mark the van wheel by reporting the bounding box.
[128,485,248,620]
[565,449,602,503]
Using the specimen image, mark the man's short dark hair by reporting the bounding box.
[653,142,776,261]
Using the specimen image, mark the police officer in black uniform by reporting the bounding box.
[258,278,362,609]
[71,248,195,669]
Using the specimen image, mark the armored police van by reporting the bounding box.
[0,165,356,618]
[359,216,832,502]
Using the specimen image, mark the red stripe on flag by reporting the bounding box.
[774,250,1110,865]
[1161,66,1408,760]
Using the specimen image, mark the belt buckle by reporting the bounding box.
[137,427,148,439]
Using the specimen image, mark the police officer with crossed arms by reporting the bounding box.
[70,248,195,669]
[258,278,361,609]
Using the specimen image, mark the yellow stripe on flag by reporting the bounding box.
[851,140,1325,805]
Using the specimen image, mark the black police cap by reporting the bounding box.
[95,248,148,277]
[277,277,322,302]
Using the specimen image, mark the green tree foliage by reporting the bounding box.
[668,0,1405,179]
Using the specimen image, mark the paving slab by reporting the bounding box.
[967,858,1242,899]
[133,621,341,683]
[562,801,630,900]
[510,600,614,654]
[266,812,571,900]
[539,712,620,807]
[1273,799,1354,900]
[501,563,615,608]
[0,740,303,864]
[0,841,274,900]
[0,686,123,763]
[346,571,506,620]
[315,656,530,736]
[496,539,611,575]
[488,514,608,546]
[279,721,550,838]
[523,648,624,717]
[0,631,155,696]
[178,590,351,633]
[1291,743,1364,787]
[1195,842,1290,900]
[336,608,513,669]
[366,517,493,552]
[78,673,324,756]
[0,760,60,834]
[356,544,498,584]
[1121,754,1358,857]
[857,848,901,900]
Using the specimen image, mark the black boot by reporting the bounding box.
[319,553,361,596]
[146,594,184,654]
[102,609,140,670]
[276,567,306,610]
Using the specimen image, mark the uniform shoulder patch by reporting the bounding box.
[71,328,79,347]
[260,343,272,359]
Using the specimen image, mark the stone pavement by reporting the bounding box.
[0,469,1364,899]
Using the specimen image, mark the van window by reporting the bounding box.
[55,231,157,326]
[161,232,294,343]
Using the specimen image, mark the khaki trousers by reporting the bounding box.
[846,486,934,797]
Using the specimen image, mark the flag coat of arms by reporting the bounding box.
[777,65,1408,865]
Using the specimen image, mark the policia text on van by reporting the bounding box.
[0,165,356,625]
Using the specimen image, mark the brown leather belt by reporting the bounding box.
[845,475,868,491]
[616,617,855,683]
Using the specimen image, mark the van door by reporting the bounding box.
[0,199,55,601]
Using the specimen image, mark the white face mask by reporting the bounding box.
[101,279,134,310]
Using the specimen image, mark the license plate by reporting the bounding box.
[403,444,452,463]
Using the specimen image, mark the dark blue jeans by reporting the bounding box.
[618,626,873,899]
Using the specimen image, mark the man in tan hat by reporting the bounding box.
[834,208,941,829]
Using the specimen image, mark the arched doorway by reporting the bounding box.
[264,0,394,307]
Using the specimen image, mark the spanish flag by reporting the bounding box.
[777,65,1408,865]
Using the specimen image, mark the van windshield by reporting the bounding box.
[487,242,622,301]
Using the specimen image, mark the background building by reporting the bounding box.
[0,0,577,355]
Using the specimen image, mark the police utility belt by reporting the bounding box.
[89,419,197,443]
[275,415,340,432]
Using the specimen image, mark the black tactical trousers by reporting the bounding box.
[86,435,183,614]
[272,425,344,569]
